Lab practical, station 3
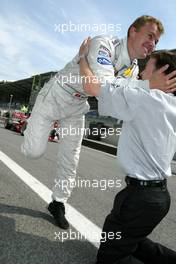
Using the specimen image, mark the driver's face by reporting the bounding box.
[129,22,161,59]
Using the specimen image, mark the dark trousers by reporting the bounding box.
[96,184,176,264]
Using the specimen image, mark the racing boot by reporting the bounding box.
[48,200,69,229]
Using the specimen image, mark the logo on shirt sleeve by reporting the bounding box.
[98,50,110,58]
[112,38,120,46]
[99,45,111,58]
[97,57,112,65]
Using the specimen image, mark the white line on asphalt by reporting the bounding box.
[0,150,101,248]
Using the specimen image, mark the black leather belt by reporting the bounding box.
[125,176,167,188]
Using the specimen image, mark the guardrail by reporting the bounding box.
[82,138,176,164]
[82,138,117,155]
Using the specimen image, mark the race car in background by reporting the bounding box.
[3,111,29,134]
[48,121,59,142]
[3,111,59,142]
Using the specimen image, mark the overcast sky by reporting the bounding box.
[0,0,176,81]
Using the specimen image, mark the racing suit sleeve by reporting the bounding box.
[87,36,115,83]
[98,78,150,121]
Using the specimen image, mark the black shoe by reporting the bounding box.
[48,200,69,229]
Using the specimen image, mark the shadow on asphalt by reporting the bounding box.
[0,204,97,264]
[0,203,55,225]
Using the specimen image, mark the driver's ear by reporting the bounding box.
[129,26,137,38]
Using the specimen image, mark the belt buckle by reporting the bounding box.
[140,181,147,187]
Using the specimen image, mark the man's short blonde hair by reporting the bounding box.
[127,15,164,37]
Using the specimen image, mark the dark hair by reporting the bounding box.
[151,51,176,95]
[127,15,164,37]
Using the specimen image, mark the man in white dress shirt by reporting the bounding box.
[79,47,176,263]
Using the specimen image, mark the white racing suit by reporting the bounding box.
[21,35,145,203]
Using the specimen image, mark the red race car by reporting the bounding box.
[4,111,59,142]
[48,121,59,142]
[4,111,29,134]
